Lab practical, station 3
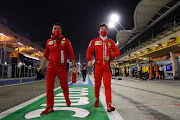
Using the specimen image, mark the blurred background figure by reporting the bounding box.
[154,64,159,79]
[35,65,40,80]
[82,63,87,82]
[159,65,164,80]
[18,60,22,77]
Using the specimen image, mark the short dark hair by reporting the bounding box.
[100,23,108,30]
[52,23,62,29]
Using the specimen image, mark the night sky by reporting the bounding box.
[0,0,141,63]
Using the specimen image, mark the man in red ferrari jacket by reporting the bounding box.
[39,23,77,114]
[86,24,120,112]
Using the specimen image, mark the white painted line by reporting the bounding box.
[89,75,124,120]
[0,91,47,119]
[85,77,88,84]
[0,81,70,119]
[75,77,88,85]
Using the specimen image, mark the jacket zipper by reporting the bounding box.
[103,41,105,65]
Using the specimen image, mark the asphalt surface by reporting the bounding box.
[0,76,74,113]
[104,77,180,120]
[1,76,180,120]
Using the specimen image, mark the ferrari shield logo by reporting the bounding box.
[61,41,65,44]
[108,42,111,46]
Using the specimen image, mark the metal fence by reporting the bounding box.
[0,64,36,79]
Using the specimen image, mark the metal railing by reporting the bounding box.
[0,64,12,78]
[0,64,36,79]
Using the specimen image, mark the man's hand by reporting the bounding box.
[38,66,43,72]
[88,61,92,67]
[72,66,77,73]
[38,57,47,72]
[104,56,110,61]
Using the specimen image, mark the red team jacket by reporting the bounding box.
[43,37,75,64]
[86,37,120,65]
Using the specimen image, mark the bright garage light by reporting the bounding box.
[110,14,119,22]
[108,22,115,28]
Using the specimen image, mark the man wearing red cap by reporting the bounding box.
[39,23,77,114]
[86,24,120,112]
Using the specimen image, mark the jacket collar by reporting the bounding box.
[99,36,108,41]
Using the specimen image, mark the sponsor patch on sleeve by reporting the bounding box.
[48,41,53,45]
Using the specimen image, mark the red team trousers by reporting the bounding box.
[46,63,69,108]
[94,62,112,104]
